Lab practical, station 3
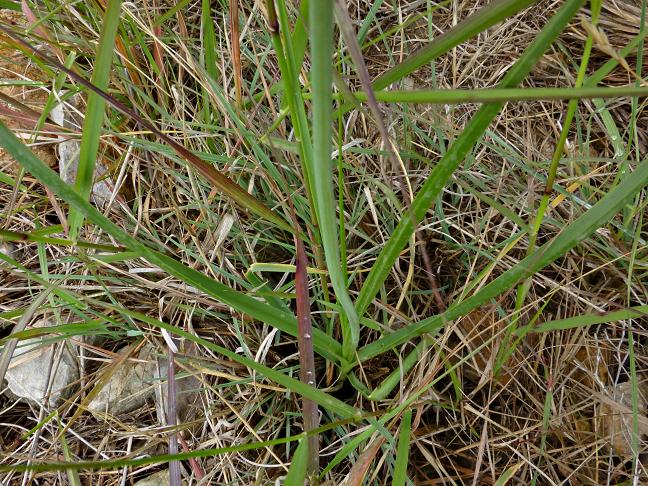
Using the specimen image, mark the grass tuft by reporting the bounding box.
[0,0,647,483]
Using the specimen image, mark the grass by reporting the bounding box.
[66,0,122,239]
[0,0,647,483]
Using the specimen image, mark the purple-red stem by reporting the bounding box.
[167,351,181,486]
[295,236,320,474]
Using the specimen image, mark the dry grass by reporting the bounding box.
[0,0,647,484]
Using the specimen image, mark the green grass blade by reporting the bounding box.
[368,337,431,401]
[0,0,20,10]
[152,0,192,27]
[592,98,624,157]
[285,438,309,485]
[522,305,648,334]
[392,409,412,486]
[0,120,343,363]
[0,228,125,253]
[358,153,648,362]
[266,0,320,232]
[58,415,82,486]
[355,0,585,317]
[271,0,314,168]
[201,0,219,96]
[364,86,648,104]
[309,0,359,361]
[290,0,309,66]
[0,253,360,419]
[68,0,122,238]
[0,434,307,473]
[356,0,387,44]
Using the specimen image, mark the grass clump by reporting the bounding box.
[0,0,647,483]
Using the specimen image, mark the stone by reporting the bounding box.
[50,94,114,206]
[133,469,170,486]
[88,344,162,416]
[3,318,79,407]
[88,343,200,419]
[0,241,15,268]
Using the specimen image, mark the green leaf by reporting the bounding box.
[58,417,82,486]
[0,0,20,11]
[0,434,307,473]
[309,0,359,361]
[68,0,122,238]
[201,0,219,85]
[364,86,648,104]
[392,409,412,486]
[524,305,648,334]
[494,462,524,486]
[285,438,309,485]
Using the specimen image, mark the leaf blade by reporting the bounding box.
[392,409,413,486]
[68,0,122,238]
[309,0,359,360]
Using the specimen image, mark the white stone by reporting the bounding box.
[3,319,78,407]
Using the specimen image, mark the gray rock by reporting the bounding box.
[3,319,78,407]
[89,343,201,420]
[51,94,114,206]
[133,469,170,486]
[88,344,162,416]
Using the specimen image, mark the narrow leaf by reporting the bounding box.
[310,0,359,361]
[284,439,309,485]
[365,86,648,104]
[392,409,413,486]
[527,305,648,333]
[0,434,307,473]
[68,0,122,238]
[494,462,524,486]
